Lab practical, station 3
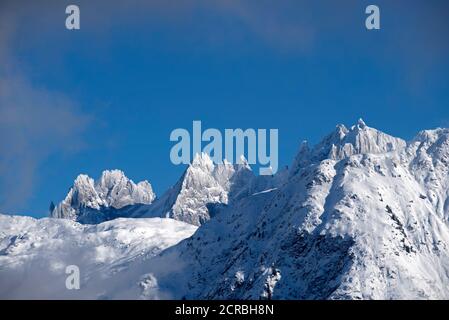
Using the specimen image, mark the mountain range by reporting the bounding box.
[50,153,287,226]
[2,119,449,299]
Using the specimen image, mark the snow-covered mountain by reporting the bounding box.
[50,170,155,224]
[3,120,449,299]
[135,153,264,226]
[136,120,449,299]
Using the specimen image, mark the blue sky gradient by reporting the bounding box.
[0,0,448,217]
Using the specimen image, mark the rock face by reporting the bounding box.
[50,170,155,224]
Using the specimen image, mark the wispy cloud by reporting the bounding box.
[0,7,91,214]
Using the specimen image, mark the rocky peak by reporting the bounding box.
[50,170,155,222]
[291,119,406,176]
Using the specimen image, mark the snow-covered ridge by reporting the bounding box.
[49,153,287,226]
[48,119,427,227]
[50,170,155,223]
[135,152,290,226]
[137,153,257,226]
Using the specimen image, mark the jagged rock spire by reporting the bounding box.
[290,119,406,176]
[50,170,155,222]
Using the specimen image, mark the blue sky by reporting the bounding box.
[1,0,448,217]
